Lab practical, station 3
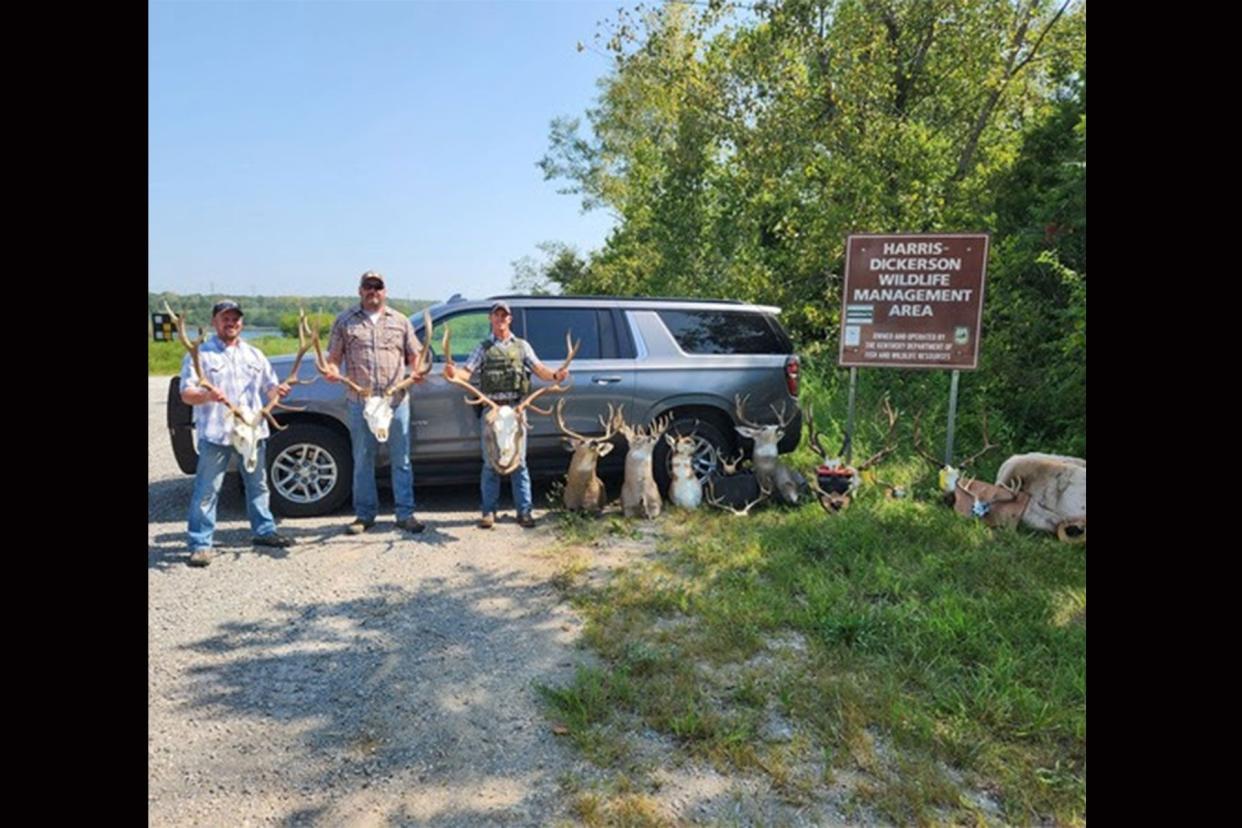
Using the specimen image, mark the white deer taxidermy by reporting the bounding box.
[665,431,703,510]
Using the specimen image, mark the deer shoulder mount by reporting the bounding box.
[165,303,314,473]
[618,412,674,519]
[555,399,620,512]
[913,407,999,506]
[443,328,579,475]
[804,398,900,514]
[733,394,805,505]
[305,309,434,443]
[995,452,1086,544]
[665,431,703,510]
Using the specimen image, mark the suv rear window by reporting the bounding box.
[657,310,790,355]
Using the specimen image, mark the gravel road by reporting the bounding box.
[148,376,599,826]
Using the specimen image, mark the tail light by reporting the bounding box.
[785,356,800,396]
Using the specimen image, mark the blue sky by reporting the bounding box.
[149,0,621,301]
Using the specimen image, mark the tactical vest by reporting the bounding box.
[479,338,529,399]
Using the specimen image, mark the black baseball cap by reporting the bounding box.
[212,300,244,318]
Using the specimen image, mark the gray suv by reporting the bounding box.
[168,294,802,516]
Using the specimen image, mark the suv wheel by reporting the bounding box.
[654,416,732,493]
[266,424,353,517]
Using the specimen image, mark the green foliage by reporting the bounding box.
[542,0,1086,455]
[560,500,1086,824]
[509,241,589,295]
[277,311,333,339]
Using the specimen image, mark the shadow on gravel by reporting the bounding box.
[177,566,582,824]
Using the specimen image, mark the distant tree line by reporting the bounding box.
[148,293,435,331]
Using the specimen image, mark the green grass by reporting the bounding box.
[549,495,1086,825]
[149,336,304,375]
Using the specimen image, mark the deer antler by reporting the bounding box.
[386,308,436,397]
[706,480,771,516]
[855,396,900,472]
[803,403,836,463]
[554,398,620,444]
[715,447,745,475]
[957,410,998,470]
[517,331,579,415]
[807,475,853,514]
[304,312,371,398]
[767,400,797,429]
[911,409,945,468]
[734,394,764,428]
[164,302,248,421]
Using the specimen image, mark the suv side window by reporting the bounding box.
[657,310,789,354]
[523,308,605,360]
[433,311,493,362]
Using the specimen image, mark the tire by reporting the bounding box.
[265,423,353,517]
[653,416,733,494]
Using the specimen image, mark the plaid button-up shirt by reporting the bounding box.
[180,337,281,446]
[327,306,422,403]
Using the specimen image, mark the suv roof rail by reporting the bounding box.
[485,293,748,305]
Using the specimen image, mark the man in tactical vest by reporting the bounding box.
[444,300,568,529]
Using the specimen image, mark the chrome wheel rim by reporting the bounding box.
[271,443,340,505]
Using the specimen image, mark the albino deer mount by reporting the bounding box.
[665,431,703,510]
[618,412,674,519]
[995,452,1086,543]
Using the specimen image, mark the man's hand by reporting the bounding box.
[323,363,342,383]
[554,368,569,382]
[276,382,292,398]
[443,363,457,379]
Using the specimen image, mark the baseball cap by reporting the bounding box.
[489,300,512,315]
[359,271,386,289]
[211,300,244,318]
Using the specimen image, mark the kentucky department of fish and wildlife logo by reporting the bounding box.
[954,326,969,346]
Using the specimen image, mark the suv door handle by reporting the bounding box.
[591,376,623,385]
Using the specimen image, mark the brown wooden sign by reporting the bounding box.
[838,233,989,370]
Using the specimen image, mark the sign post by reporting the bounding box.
[837,233,989,466]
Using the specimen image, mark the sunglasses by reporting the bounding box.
[362,282,385,290]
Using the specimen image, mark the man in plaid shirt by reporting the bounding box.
[322,271,427,535]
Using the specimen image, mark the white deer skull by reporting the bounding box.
[227,407,265,473]
[362,396,396,443]
[442,328,579,476]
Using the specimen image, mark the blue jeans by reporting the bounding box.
[348,397,415,522]
[187,438,278,551]
[480,418,532,516]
